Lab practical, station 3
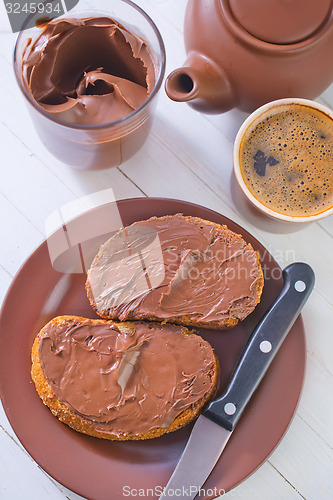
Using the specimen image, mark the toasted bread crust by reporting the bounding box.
[86,214,264,329]
[31,315,220,441]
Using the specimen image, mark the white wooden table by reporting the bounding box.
[1,1,333,499]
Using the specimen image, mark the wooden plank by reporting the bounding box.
[297,351,333,446]
[319,84,333,108]
[0,192,43,278]
[317,218,333,238]
[0,428,67,500]
[0,266,12,306]
[269,414,333,499]
[225,461,304,499]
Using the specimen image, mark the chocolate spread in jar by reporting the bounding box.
[38,318,216,437]
[86,214,264,327]
[21,17,155,125]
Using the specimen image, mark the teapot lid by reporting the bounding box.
[228,0,332,44]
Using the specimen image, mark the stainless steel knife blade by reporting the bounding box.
[159,416,231,500]
[159,262,315,500]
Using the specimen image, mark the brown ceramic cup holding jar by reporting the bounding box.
[13,0,166,170]
[233,98,333,222]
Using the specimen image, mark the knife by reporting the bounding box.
[159,262,315,500]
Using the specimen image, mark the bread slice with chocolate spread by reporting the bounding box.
[31,315,219,441]
[86,214,264,329]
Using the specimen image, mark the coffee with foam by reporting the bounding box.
[238,103,333,217]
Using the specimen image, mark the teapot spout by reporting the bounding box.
[165,52,237,114]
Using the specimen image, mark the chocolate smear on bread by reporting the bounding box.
[86,214,264,329]
[32,316,219,440]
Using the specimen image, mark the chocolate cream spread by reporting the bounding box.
[21,17,155,125]
[87,215,263,325]
[38,319,216,436]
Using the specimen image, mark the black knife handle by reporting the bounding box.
[204,262,315,431]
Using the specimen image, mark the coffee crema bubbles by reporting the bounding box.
[238,103,333,217]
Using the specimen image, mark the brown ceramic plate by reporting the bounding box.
[0,198,305,500]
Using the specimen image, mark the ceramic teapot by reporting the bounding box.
[165,0,333,114]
